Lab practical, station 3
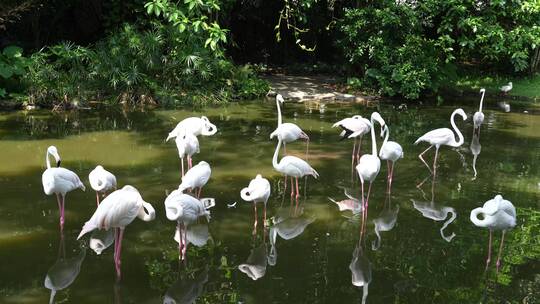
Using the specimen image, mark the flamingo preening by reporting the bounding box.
[88,165,117,206]
[240,174,271,235]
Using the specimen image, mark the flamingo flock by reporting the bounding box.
[40,90,518,293]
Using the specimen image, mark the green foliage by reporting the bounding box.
[0,46,29,98]
[337,0,540,99]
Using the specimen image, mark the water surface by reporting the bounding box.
[0,100,539,303]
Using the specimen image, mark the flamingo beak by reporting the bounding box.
[56,160,61,167]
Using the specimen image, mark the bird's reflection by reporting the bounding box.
[350,229,371,303]
[44,233,86,304]
[238,242,268,281]
[412,179,457,242]
[470,131,481,180]
[164,268,209,304]
[328,187,362,215]
[90,229,114,255]
[372,192,399,250]
[174,222,211,248]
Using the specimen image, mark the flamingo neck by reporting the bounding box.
[449,111,464,147]
[138,202,156,221]
[272,139,281,170]
[46,151,51,169]
[479,91,485,112]
[381,126,389,151]
[370,116,377,156]
[470,207,489,227]
[276,98,282,126]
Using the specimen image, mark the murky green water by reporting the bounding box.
[0,100,539,303]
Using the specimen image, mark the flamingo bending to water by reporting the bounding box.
[378,124,403,191]
[42,146,85,230]
[77,185,155,279]
[166,116,217,141]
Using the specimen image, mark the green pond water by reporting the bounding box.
[0,100,539,303]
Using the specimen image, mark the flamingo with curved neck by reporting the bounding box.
[414,108,467,176]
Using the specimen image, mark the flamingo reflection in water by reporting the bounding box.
[470,128,482,180]
[350,224,371,304]
[164,268,209,304]
[371,191,400,250]
[412,178,457,242]
[44,232,86,304]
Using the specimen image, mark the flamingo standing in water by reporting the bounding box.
[77,185,156,279]
[42,146,85,230]
[473,88,486,135]
[89,165,117,206]
[356,112,384,215]
[414,108,467,176]
[270,94,309,155]
[240,174,271,234]
[333,115,371,165]
[378,124,403,192]
[175,128,200,177]
[178,161,211,197]
[164,190,211,261]
[470,195,516,271]
[166,116,217,141]
[272,139,318,199]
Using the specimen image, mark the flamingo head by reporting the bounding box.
[276,94,284,104]
[480,88,485,94]
[47,146,61,167]
[200,116,217,136]
[371,112,385,128]
[455,108,467,120]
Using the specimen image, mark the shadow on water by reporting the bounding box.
[0,100,539,303]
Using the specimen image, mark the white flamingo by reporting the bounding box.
[350,242,371,304]
[272,139,318,199]
[379,124,403,191]
[178,161,211,197]
[88,165,117,206]
[175,128,200,177]
[42,146,85,230]
[241,174,271,234]
[414,108,467,176]
[166,116,217,141]
[473,88,486,135]
[500,82,512,95]
[270,94,309,154]
[164,190,211,260]
[470,195,516,271]
[356,112,384,214]
[333,115,371,164]
[77,185,156,279]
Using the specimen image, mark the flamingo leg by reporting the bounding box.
[386,160,391,193]
[357,136,363,160]
[295,177,300,200]
[418,145,433,173]
[96,192,100,206]
[55,194,63,230]
[433,146,440,177]
[182,223,188,261]
[263,203,267,227]
[496,231,506,272]
[283,142,287,155]
[60,194,65,229]
[181,157,185,178]
[180,221,184,260]
[115,228,125,280]
[283,175,288,194]
[253,203,258,235]
[197,187,202,198]
[290,176,294,198]
[352,138,357,165]
[485,230,493,270]
[389,161,395,190]
[188,156,193,169]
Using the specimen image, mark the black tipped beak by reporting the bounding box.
[56,160,61,167]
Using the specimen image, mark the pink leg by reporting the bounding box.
[96,192,100,206]
[418,145,433,174]
[253,204,258,235]
[433,146,440,177]
[181,157,185,178]
[176,222,184,260]
[197,187,202,198]
[60,195,65,229]
[263,203,267,227]
[386,161,391,193]
[485,230,493,270]
[357,136,362,160]
[389,161,395,190]
[290,176,294,198]
[188,156,193,169]
[182,224,188,261]
[283,142,287,154]
[115,228,124,279]
[284,175,288,193]
[56,194,63,231]
[496,231,506,272]
[295,177,300,199]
